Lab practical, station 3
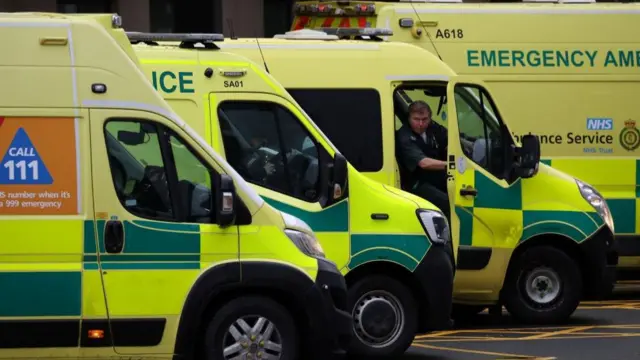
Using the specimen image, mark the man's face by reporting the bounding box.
[409,109,431,134]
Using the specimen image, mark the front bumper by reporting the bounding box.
[303,258,352,357]
[414,243,455,332]
[581,225,618,299]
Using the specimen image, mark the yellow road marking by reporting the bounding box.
[523,326,595,340]
[412,342,547,358]
[415,333,640,343]
[414,324,640,343]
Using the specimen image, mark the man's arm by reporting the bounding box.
[418,157,447,170]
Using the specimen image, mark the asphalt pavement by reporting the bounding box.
[406,281,640,360]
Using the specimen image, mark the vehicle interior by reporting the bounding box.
[104,123,212,223]
[217,106,321,201]
[393,82,514,186]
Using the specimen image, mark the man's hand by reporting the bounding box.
[418,157,447,170]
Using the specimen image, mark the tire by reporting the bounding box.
[502,246,582,325]
[347,275,418,358]
[203,295,299,360]
[451,304,487,322]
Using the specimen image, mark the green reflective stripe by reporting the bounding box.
[522,222,587,242]
[83,254,200,262]
[124,220,200,253]
[522,210,602,243]
[349,248,421,272]
[455,206,474,246]
[474,172,522,210]
[83,220,201,270]
[349,234,430,271]
[83,254,200,270]
[84,220,106,253]
[84,263,100,270]
[0,272,81,317]
[263,197,349,232]
[607,199,636,234]
[84,262,200,270]
[540,159,552,166]
[636,159,640,198]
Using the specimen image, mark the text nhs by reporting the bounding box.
[586,118,613,130]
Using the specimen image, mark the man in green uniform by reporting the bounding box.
[396,100,451,221]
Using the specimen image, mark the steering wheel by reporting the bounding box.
[132,165,171,213]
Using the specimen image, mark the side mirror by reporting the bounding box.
[517,134,541,178]
[331,153,348,200]
[216,174,236,227]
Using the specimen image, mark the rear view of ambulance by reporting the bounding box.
[0,12,351,360]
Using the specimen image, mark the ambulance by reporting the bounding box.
[291,0,640,275]
[0,12,353,359]
[130,31,456,357]
[215,28,618,324]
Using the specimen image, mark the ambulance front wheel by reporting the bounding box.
[203,295,299,360]
[503,246,583,325]
[347,275,418,358]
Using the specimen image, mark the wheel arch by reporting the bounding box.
[172,260,316,359]
[501,234,586,297]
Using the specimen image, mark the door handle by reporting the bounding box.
[460,186,478,197]
[104,220,124,254]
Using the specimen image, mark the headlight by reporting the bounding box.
[576,178,614,232]
[417,209,450,244]
[285,229,325,258]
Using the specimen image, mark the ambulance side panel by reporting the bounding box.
[0,19,92,357]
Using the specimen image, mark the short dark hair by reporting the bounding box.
[408,100,432,116]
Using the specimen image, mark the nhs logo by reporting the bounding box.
[586,118,614,130]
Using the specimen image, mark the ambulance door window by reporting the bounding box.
[287,88,383,172]
[453,85,509,180]
[104,120,175,221]
[104,119,216,224]
[218,101,321,202]
[167,132,215,224]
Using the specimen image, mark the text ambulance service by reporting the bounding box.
[291,0,640,273]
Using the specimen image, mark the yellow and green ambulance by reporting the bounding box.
[291,0,640,276]
[216,28,619,325]
[0,12,351,360]
[129,31,455,358]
